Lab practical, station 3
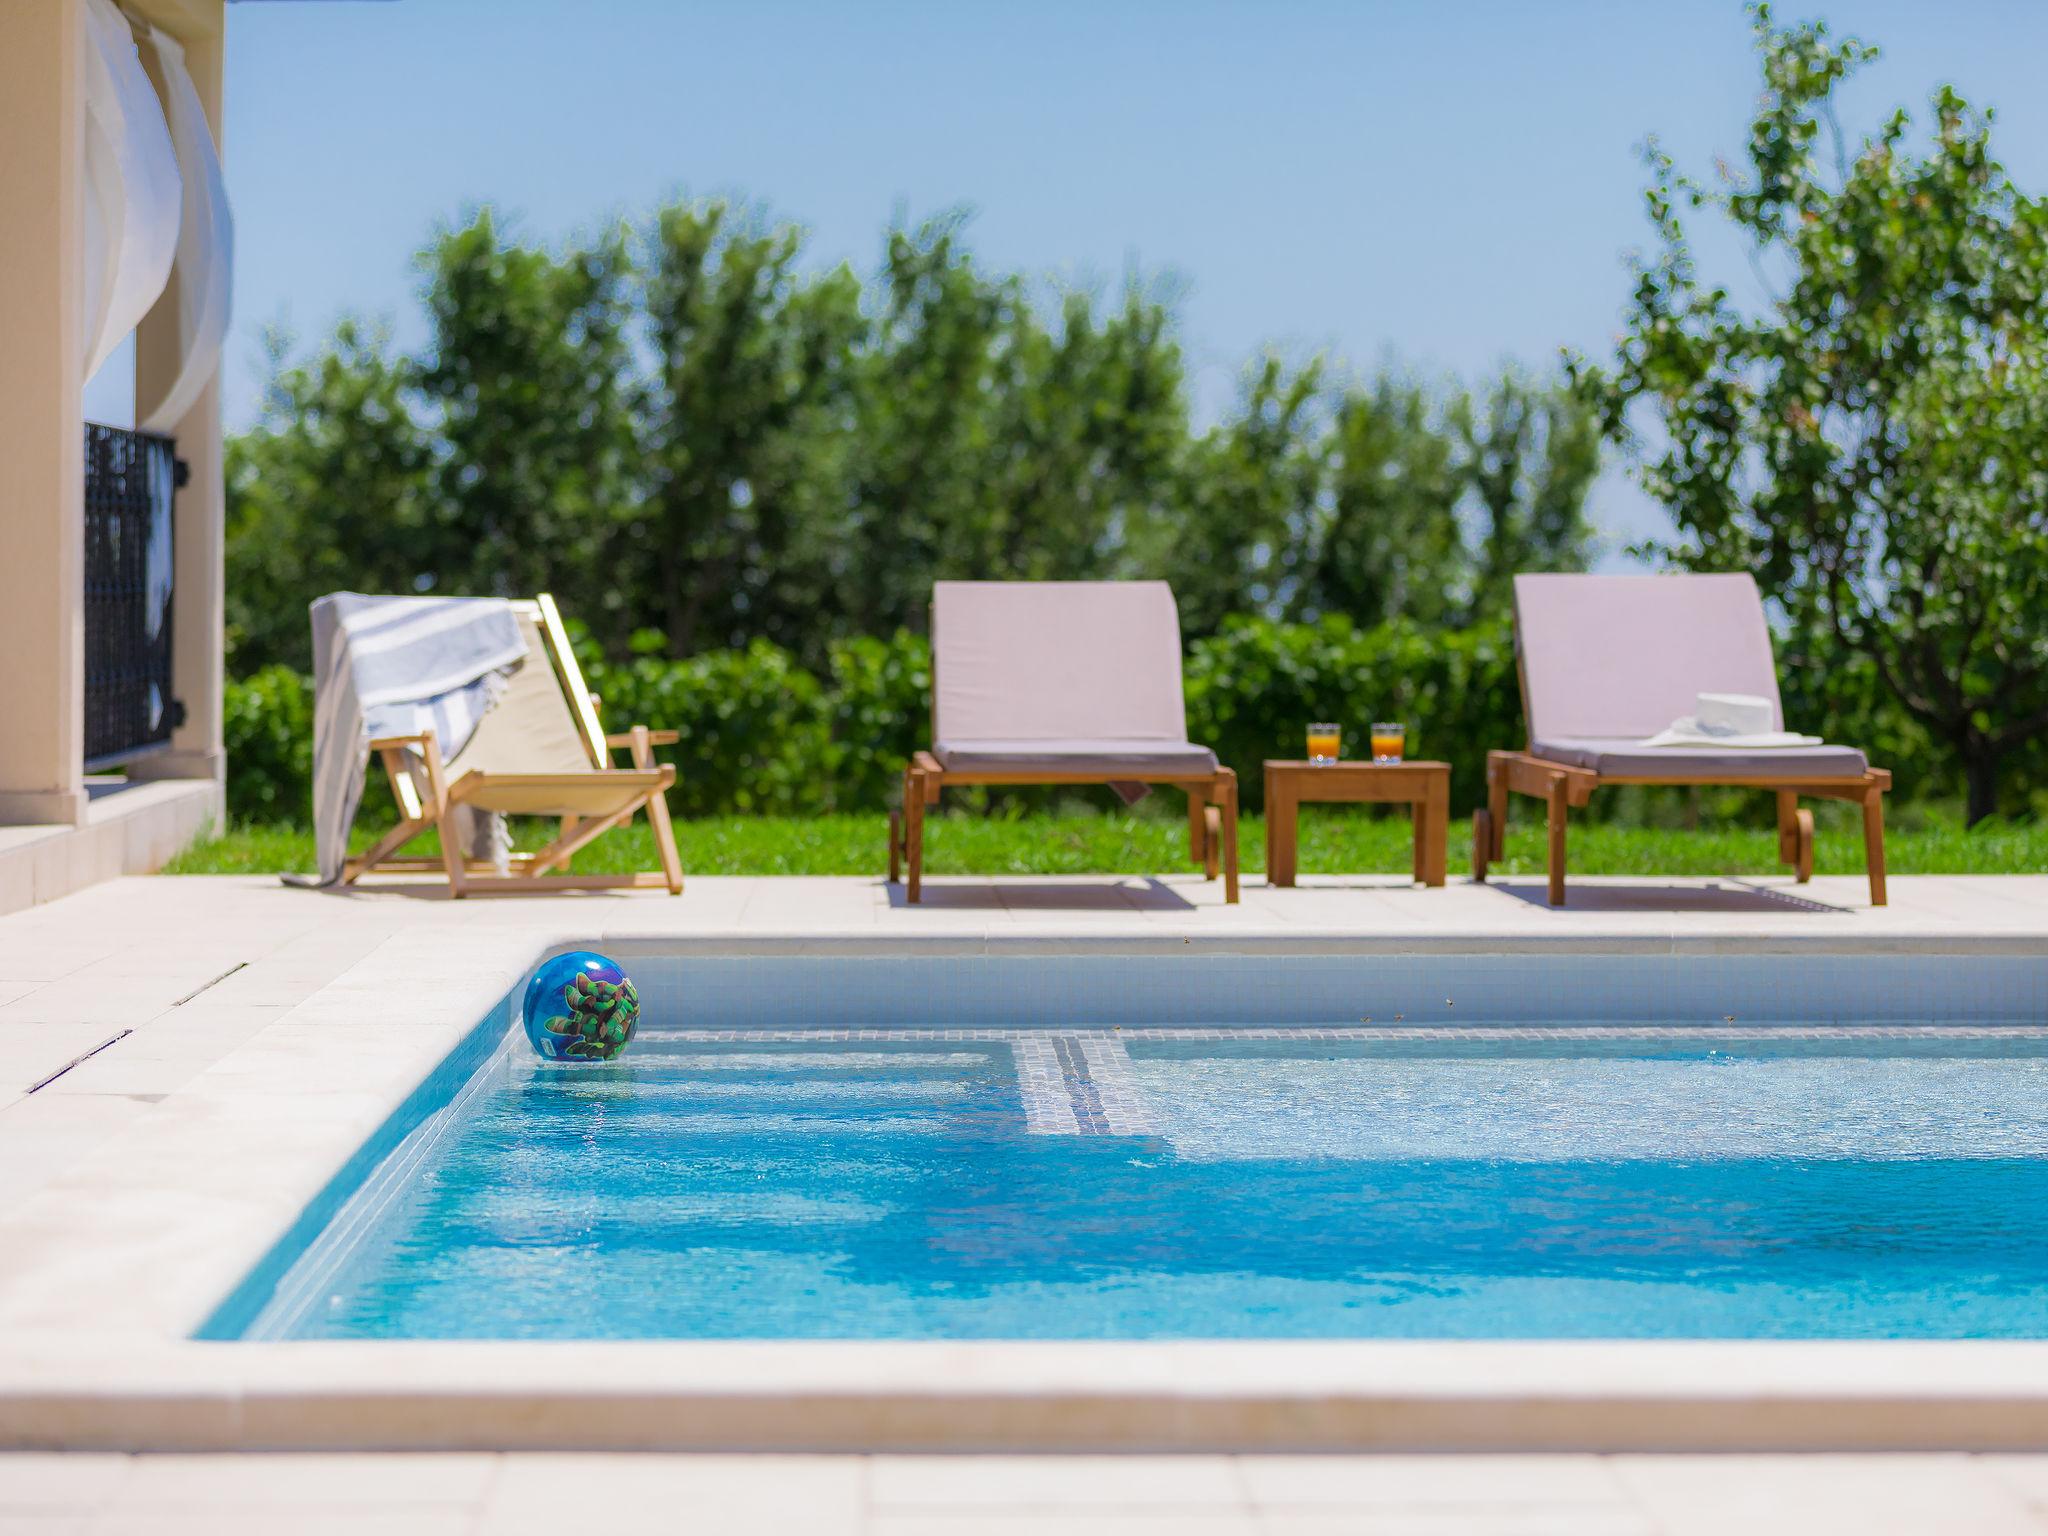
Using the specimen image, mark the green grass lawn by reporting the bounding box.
[163,802,2046,879]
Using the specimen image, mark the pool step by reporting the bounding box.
[634,1032,1161,1139]
[1010,1033,1156,1138]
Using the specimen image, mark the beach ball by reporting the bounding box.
[524,951,639,1062]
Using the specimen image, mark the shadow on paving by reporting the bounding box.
[1486,880,1853,915]
[884,878,1197,912]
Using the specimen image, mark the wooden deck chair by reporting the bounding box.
[1472,573,1890,906]
[344,595,684,896]
[886,580,1240,903]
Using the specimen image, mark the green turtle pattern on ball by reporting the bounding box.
[540,971,639,1060]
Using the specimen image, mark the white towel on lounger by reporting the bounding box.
[1638,689,1821,751]
[1639,723,1824,750]
[294,593,528,887]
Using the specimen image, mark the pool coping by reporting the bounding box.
[593,931,2048,956]
[11,1339,2048,1452]
[8,910,2048,1452]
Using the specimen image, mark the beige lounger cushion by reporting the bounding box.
[442,614,595,778]
[455,777,658,819]
[934,738,1219,776]
[932,581,1196,746]
[427,611,653,815]
[1531,735,1868,778]
[1513,572,1866,773]
[1514,572,1787,738]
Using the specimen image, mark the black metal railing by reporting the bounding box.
[83,422,184,768]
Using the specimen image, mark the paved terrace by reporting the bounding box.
[7,1449,2048,1534]
[3,871,2048,1529]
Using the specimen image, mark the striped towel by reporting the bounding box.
[295,593,529,887]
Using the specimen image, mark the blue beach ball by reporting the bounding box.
[523,951,639,1062]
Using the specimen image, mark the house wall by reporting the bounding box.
[0,0,227,840]
[132,1,227,788]
[0,0,90,829]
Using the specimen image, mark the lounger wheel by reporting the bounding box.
[887,809,903,883]
[1472,808,1493,882]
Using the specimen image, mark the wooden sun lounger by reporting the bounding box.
[1473,749,1890,907]
[884,580,1241,903]
[888,750,1240,904]
[1470,574,1889,907]
[343,595,684,897]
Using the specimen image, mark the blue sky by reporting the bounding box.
[87,0,2048,550]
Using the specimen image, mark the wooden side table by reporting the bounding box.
[1263,759,1451,887]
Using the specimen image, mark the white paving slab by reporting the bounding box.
[11,1449,2048,1532]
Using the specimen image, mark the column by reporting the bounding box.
[0,0,89,827]
[131,2,227,786]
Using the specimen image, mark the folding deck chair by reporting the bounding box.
[344,595,684,896]
[887,580,1240,903]
[1473,573,1890,906]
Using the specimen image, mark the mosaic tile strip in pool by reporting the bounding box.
[1009,1036,1081,1134]
[1075,1034,1157,1137]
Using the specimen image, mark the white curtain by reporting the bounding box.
[81,0,181,382]
[137,25,233,432]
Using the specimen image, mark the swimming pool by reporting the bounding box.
[206,953,2048,1343]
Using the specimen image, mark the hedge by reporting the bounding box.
[222,629,939,826]
[221,613,1934,826]
[1184,616,1520,811]
[221,664,316,824]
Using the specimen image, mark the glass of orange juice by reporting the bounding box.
[1306,723,1341,764]
[1370,722,1406,762]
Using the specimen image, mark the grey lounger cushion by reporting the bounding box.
[1513,572,1866,776]
[934,738,1219,776]
[1531,735,1868,779]
[931,581,1213,778]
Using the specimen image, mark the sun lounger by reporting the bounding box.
[1473,573,1889,905]
[887,580,1240,902]
[345,595,684,896]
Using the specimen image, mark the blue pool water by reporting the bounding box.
[238,1028,2048,1341]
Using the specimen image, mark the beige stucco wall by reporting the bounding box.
[133,1,227,787]
[0,0,90,828]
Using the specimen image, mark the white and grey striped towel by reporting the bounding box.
[295,593,529,887]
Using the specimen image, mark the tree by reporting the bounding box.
[1456,369,1601,621]
[416,211,639,638]
[1574,5,2048,821]
[636,200,864,657]
[1296,373,1462,628]
[971,282,1187,587]
[1291,369,1597,629]
[225,320,434,671]
[226,199,1600,684]
[845,221,1190,636]
[1153,353,1323,636]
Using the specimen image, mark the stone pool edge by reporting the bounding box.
[8,1339,2048,1453]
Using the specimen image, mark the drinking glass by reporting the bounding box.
[1370,722,1406,762]
[1306,723,1341,764]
